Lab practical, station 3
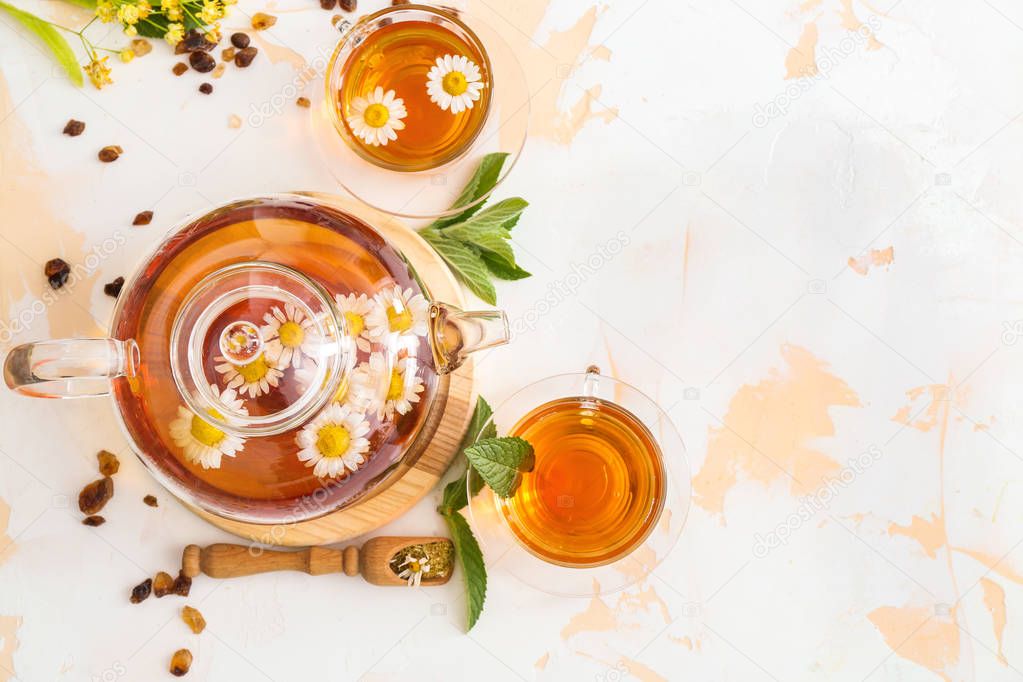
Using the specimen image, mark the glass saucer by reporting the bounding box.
[467,369,691,597]
[312,3,529,220]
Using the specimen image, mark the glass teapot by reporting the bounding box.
[3,195,509,524]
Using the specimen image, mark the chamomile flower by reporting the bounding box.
[169,386,247,469]
[348,86,407,147]
[397,553,430,587]
[214,352,284,398]
[351,353,425,420]
[296,403,371,478]
[335,292,375,353]
[365,285,429,340]
[262,303,318,370]
[426,54,484,114]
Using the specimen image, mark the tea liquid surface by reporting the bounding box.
[498,397,665,567]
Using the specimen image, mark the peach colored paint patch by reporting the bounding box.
[838,0,883,50]
[952,547,1023,585]
[891,384,962,433]
[0,616,21,682]
[534,652,550,671]
[561,592,618,639]
[670,635,694,650]
[888,514,945,559]
[692,345,860,517]
[785,22,819,79]
[868,606,959,681]
[617,657,668,682]
[980,578,1008,665]
[847,246,895,275]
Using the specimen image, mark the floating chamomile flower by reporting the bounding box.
[214,353,283,398]
[366,285,429,340]
[169,386,247,469]
[397,553,431,588]
[352,353,425,421]
[335,292,375,353]
[262,303,318,369]
[348,87,407,147]
[426,54,484,114]
[296,403,371,479]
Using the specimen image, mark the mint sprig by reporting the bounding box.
[420,154,531,305]
[443,511,487,631]
[464,437,534,498]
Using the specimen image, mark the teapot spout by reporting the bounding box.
[429,303,509,374]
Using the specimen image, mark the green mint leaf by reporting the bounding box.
[459,397,495,451]
[464,437,535,498]
[444,224,515,268]
[455,198,528,234]
[421,228,497,305]
[428,152,509,229]
[444,510,487,631]
[0,1,83,87]
[439,398,497,514]
[482,253,531,281]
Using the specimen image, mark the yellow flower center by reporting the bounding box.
[278,320,305,348]
[386,305,413,333]
[236,355,270,383]
[442,71,468,96]
[316,424,351,458]
[363,103,390,128]
[344,312,365,338]
[190,410,225,447]
[386,369,404,402]
[408,560,421,572]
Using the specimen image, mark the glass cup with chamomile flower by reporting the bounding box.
[313,3,529,219]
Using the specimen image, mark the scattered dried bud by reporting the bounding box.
[221,47,236,61]
[340,0,356,10]
[98,145,122,162]
[169,649,193,676]
[228,114,242,129]
[177,29,217,54]
[143,494,158,507]
[63,119,85,136]
[82,515,105,526]
[251,12,277,29]
[153,571,175,597]
[173,62,188,76]
[130,38,152,57]
[103,277,124,298]
[97,450,120,476]
[181,606,206,634]
[44,258,70,289]
[296,97,310,108]
[172,570,192,597]
[234,46,258,67]
[320,0,336,9]
[130,578,152,604]
[189,51,216,73]
[198,83,213,95]
[132,210,153,226]
[230,32,250,48]
[211,63,226,79]
[79,477,114,515]
[331,14,342,25]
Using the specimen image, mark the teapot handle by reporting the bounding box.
[3,338,139,398]
[429,303,509,374]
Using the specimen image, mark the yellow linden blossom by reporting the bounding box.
[136,0,152,19]
[119,49,135,63]
[164,22,185,46]
[95,0,115,22]
[117,3,140,25]
[205,22,222,44]
[161,0,183,21]
[83,57,113,90]
[199,0,224,23]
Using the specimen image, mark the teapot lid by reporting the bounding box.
[170,261,353,437]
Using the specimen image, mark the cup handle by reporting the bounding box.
[429,303,509,374]
[3,338,139,398]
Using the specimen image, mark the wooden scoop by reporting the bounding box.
[181,536,453,587]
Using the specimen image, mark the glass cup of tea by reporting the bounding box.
[312,3,529,219]
[467,367,691,596]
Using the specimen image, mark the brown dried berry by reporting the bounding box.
[234,46,258,67]
[221,47,236,61]
[103,277,124,298]
[132,210,153,226]
[251,12,277,29]
[63,119,85,136]
[198,83,213,95]
[176,29,217,54]
[340,0,356,10]
[130,578,152,604]
[189,51,216,73]
[181,605,206,634]
[172,570,192,597]
[78,477,114,515]
[130,38,152,57]
[319,0,335,9]
[143,494,158,507]
[169,649,192,677]
[44,258,70,289]
[172,62,188,76]
[153,571,175,597]
[230,32,250,48]
[98,145,122,162]
[97,450,120,476]
[82,515,105,526]
[296,97,310,108]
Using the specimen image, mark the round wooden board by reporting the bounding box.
[190,193,475,546]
